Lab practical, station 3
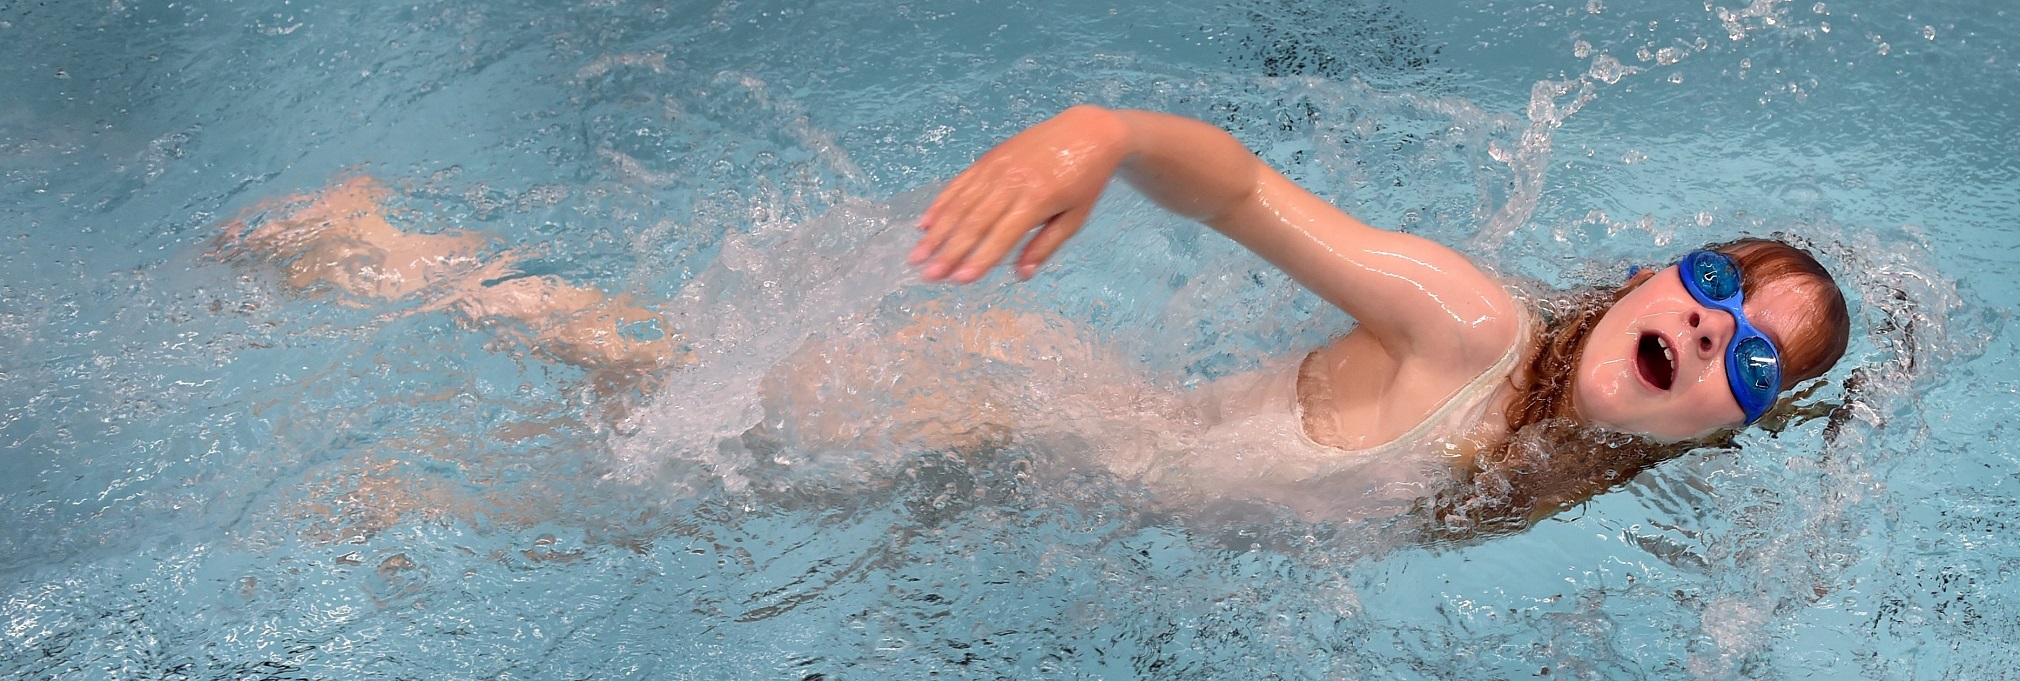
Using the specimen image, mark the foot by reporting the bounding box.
[219,176,490,303]
[451,274,692,375]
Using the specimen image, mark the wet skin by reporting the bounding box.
[1573,264,1817,441]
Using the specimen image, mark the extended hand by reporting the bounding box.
[912,105,1130,283]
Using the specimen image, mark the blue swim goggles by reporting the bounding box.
[1679,250,1782,424]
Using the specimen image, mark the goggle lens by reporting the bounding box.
[1690,252,1743,300]
[1732,336,1781,394]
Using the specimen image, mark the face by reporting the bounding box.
[1572,263,1814,442]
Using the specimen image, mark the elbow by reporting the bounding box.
[1061,103,1113,117]
[1059,104,1129,143]
[1197,171,1267,227]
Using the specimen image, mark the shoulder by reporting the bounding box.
[1399,264,1527,376]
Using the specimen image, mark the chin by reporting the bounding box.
[1570,372,1676,441]
[1582,399,1723,443]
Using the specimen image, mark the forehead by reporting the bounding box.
[1742,277,1820,348]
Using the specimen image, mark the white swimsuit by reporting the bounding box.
[1128,329,1527,521]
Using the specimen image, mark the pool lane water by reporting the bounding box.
[3,0,2016,678]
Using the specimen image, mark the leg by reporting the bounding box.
[219,175,690,383]
[218,176,491,302]
[450,274,692,384]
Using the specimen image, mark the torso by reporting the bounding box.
[1296,319,1526,466]
[1157,317,1527,522]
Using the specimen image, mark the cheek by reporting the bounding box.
[1570,346,1641,428]
[1571,342,1613,400]
[1581,332,1638,389]
[1670,380,1745,435]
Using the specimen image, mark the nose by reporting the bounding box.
[1685,308,1735,359]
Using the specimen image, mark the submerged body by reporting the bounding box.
[220,107,1848,529]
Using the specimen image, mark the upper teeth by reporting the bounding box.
[1656,336,1674,362]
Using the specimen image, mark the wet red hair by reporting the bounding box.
[1432,238,1852,538]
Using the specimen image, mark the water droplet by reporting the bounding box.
[1779,180,1823,205]
[1588,53,1633,84]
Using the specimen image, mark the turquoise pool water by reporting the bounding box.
[3,0,2015,678]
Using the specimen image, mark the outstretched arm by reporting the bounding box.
[913,105,1518,364]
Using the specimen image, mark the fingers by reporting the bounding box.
[951,204,1048,283]
[918,171,976,234]
[921,187,1018,280]
[915,171,1088,283]
[1015,203,1092,280]
[913,173,985,264]
[914,107,1124,283]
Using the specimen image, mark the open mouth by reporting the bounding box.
[1636,332,1676,391]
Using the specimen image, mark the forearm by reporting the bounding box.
[912,105,1338,288]
[915,104,1519,370]
[1104,108,1266,225]
[1104,108,1517,360]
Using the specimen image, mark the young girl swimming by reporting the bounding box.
[221,105,1850,536]
[910,105,1851,532]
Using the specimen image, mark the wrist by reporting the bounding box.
[1057,105,1135,163]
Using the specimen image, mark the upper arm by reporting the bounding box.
[1040,107,1518,367]
[1202,162,1521,367]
